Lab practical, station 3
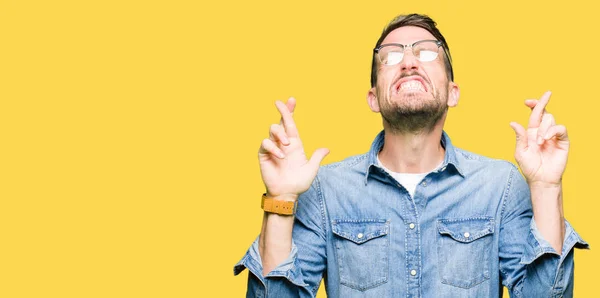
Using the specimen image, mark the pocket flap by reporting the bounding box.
[332,219,389,244]
[437,217,494,243]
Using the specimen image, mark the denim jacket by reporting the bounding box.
[235,131,588,297]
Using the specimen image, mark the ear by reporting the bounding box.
[367,87,380,113]
[447,82,460,107]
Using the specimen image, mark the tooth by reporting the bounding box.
[400,80,424,91]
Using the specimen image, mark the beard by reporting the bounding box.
[378,86,448,135]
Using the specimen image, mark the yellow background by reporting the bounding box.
[0,0,596,297]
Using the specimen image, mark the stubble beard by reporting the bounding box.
[378,89,448,135]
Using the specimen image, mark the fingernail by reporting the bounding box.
[279,152,285,158]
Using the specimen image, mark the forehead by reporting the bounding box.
[381,26,437,44]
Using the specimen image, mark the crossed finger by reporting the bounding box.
[523,91,570,144]
[269,123,289,146]
[275,98,300,138]
[280,97,296,125]
[258,97,299,159]
[272,97,296,144]
[537,112,556,144]
[527,91,552,129]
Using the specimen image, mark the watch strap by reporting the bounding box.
[261,194,296,215]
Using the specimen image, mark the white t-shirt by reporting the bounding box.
[377,156,442,198]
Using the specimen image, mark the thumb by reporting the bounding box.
[308,148,330,170]
[509,122,528,152]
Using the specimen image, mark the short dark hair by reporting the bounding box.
[370,13,454,87]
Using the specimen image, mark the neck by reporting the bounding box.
[378,121,445,174]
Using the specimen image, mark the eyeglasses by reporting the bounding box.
[374,40,443,66]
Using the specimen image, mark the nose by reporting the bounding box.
[399,48,419,72]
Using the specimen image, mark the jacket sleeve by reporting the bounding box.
[234,177,328,298]
[499,166,589,298]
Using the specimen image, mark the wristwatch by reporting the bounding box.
[261,193,297,215]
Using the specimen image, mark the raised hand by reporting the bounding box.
[258,97,329,200]
[509,91,569,186]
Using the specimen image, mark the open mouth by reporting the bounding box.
[399,80,426,92]
[394,76,428,94]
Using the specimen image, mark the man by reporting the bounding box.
[234,13,588,297]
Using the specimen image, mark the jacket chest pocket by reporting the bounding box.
[436,217,495,289]
[331,219,390,291]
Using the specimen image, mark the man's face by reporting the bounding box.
[368,26,459,133]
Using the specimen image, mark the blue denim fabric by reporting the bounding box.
[234,131,588,298]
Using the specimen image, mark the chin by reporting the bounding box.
[392,92,433,104]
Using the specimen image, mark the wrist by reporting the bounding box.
[527,180,562,190]
[529,181,564,206]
